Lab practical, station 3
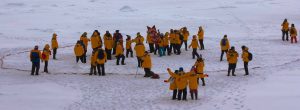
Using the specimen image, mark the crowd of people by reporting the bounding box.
[29,19,297,100]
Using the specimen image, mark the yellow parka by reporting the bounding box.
[74,44,84,56]
[290,27,298,37]
[198,27,204,40]
[166,77,177,90]
[104,34,113,49]
[169,33,176,44]
[242,48,250,62]
[126,39,132,49]
[189,38,199,49]
[80,34,90,49]
[182,30,190,41]
[167,69,192,90]
[42,44,51,61]
[90,52,97,66]
[95,49,107,64]
[158,37,164,47]
[115,44,124,56]
[227,50,239,64]
[91,33,101,49]
[174,34,181,44]
[194,60,205,73]
[133,34,145,44]
[163,33,170,46]
[281,22,289,31]
[146,34,153,44]
[134,44,145,57]
[220,38,230,51]
[188,74,206,90]
[141,54,152,68]
[51,33,58,49]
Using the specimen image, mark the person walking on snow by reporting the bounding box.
[189,35,200,59]
[164,70,179,100]
[74,40,85,63]
[198,26,205,50]
[30,45,42,75]
[104,31,113,60]
[95,47,107,76]
[115,41,126,65]
[51,33,58,60]
[41,44,51,73]
[220,35,230,61]
[167,68,192,101]
[227,46,239,76]
[281,19,289,41]
[134,43,145,68]
[125,35,134,58]
[241,46,251,75]
[141,51,153,77]
[290,24,298,43]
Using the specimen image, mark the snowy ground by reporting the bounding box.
[1,0,300,110]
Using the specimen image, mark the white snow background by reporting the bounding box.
[0,0,300,110]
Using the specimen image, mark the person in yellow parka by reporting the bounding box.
[241,46,251,75]
[180,27,189,51]
[95,47,107,76]
[169,29,176,54]
[134,43,145,67]
[30,45,42,75]
[189,35,200,59]
[115,41,126,65]
[80,32,90,50]
[220,35,230,61]
[174,30,182,55]
[164,70,179,100]
[51,33,58,59]
[90,50,97,75]
[126,35,133,58]
[132,32,144,44]
[281,19,289,41]
[167,68,192,101]
[104,31,113,60]
[194,57,206,86]
[163,32,170,55]
[290,24,298,43]
[74,40,84,63]
[41,44,51,73]
[188,67,208,100]
[146,32,154,53]
[227,46,239,76]
[197,26,205,50]
[90,30,102,51]
[158,35,165,57]
[141,51,153,77]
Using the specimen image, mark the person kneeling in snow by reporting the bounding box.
[141,51,153,77]
[167,68,192,101]
[74,41,85,63]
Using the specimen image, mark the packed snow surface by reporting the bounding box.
[0,0,300,110]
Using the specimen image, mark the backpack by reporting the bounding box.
[42,53,46,60]
[97,49,105,59]
[221,39,227,46]
[31,52,40,62]
[248,52,253,61]
[179,34,184,41]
